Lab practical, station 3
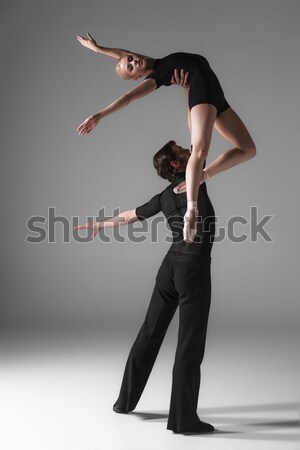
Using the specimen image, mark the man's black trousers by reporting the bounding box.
[113,250,212,433]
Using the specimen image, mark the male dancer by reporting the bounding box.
[75,141,215,434]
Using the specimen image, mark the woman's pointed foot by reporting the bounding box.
[183,221,197,242]
[183,204,198,243]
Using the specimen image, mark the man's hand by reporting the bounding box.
[77,113,101,135]
[76,33,99,52]
[73,221,102,239]
[173,170,209,194]
[171,69,189,88]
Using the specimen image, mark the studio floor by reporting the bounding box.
[1,325,299,450]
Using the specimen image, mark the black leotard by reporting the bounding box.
[135,171,215,257]
[145,52,230,115]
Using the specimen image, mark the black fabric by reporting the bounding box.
[113,252,212,432]
[145,52,230,115]
[135,170,215,256]
[114,177,216,431]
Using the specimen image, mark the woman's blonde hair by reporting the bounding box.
[115,57,132,80]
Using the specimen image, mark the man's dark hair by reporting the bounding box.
[153,140,177,182]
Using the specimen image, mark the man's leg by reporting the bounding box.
[167,258,213,432]
[113,255,179,413]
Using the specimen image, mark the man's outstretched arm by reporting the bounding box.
[74,209,138,239]
[74,191,162,239]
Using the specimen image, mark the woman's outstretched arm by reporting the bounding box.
[74,209,138,239]
[77,78,157,135]
[76,33,150,59]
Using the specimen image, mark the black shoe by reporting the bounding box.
[113,405,128,414]
[173,420,215,434]
[113,403,132,414]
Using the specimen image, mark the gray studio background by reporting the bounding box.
[1,0,299,333]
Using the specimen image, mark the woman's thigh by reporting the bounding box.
[190,104,217,151]
[214,107,256,151]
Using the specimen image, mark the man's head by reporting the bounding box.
[115,54,148,80]
[153,141,191,182]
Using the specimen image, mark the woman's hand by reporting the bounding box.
[77,113,101,135]
[171,69,189,88]
[73,221,102,239]
[76,33,99,52]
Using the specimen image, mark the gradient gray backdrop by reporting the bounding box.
[1,0,299,332]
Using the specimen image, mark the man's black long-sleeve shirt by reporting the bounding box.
[135,171,215,256]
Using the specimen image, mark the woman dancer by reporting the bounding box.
[76,33,256,241]
[74,141,216,434]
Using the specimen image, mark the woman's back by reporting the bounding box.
[145,52,212,88]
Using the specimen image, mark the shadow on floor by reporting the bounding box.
[131,411,168,421]
[131,402,300,440]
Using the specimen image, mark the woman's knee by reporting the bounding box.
[191,140,210,159]
[243,141,256,159]
[249,142,257,158]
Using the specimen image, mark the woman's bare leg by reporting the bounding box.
[184,104,217,241]
[206,107,256,178]
[186,104,217,200]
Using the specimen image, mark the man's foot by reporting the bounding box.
[172,420,215,434]
[113,405,128,414]
[112,403,133,414]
